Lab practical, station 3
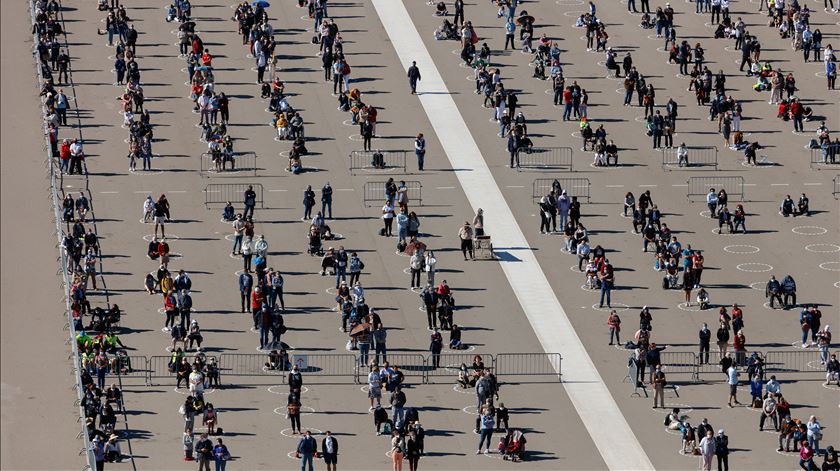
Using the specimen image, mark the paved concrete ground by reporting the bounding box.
[2,0,838,469]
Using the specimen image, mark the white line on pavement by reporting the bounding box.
[638,184,658,187]
[336,188,355,191]
[671,184,689,187]
[268,189,288,192]
[169,190,188,193]
[435,186,456,189]
[770,183,790,186]
[803,182,823,186]
[505,185,525,188]
[606,184,625,188]
[133,190,152,194]
[99,191,119,194]
[371,1,653,469]
[744,183,758,186]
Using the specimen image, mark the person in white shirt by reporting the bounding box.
[727,365,740,407]
[677,143,689,167]
[706,188,718,217]
[699,430,717,471]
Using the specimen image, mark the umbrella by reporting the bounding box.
[516,15,535,26]
[253,0,270,8]
[349,322,371,337]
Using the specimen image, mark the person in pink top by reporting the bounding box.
[799,440,816,471]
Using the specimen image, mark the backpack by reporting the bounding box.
[311,35,318,44]
[397,240,407,252]
[662,277,670,290]
[342,63,351,75]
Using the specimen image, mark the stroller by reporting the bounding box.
[499,429,527,461]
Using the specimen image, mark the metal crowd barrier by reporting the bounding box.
[517,147,574,172]
[219,353,276,377]
[659,351,700,382]
[426,353,496,383]
[495,353,562,382]
[810,145,840,170]
[532,178,591,203]
[833,175,840,199]
[661,146,718,170]
[686,176,746,202]
[200,151,258,176]
[147,355,178,385]
[204,183,264,208]
[764,350,826,374]
[363,181,422,207]
[106,355,150,384]
[348,150,407,174]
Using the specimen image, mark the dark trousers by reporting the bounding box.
[257,66,266,83]
[700,343,710,363]
[504,34,515,50]
[717,454,729,471]
[460,239,474,259]
[426,304,437,329]
[289,413,301,432]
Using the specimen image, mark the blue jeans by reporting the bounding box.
[416,151,425,170]
[232,234,243,254]
[801,329,809,345]
[260,326,269,349]
[322,201,332,219]
[563,103,572,121]
[624,89,633,105]
[375,343,387,364]
[215,460,227,471]
[478,429,493,450]
[559,210,569,229]
[628,0,637,11]
[392,406,405,429]
[359,343,370,367]
[599,282,613,307]
[142,153,152,170]
[300,453,314,471]
[335,267,346,288]
[695,0,701,13]
[313,13,323,32]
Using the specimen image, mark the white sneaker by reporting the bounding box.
[476,450,481,455]
[802,343,807,348]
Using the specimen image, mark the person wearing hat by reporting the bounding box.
[105,434,122,463]
[90,435,106,471]
[458,221,474,260]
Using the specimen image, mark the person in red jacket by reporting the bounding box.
[733,330,746,366]
[789,98,804,133]
[251,286,264,330]
[59,139,71,174]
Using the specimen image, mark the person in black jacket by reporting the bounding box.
[321,431,338,471]
[699,323,712,364]
[715,429,729,471]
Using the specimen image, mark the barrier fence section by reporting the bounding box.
[348,150,407,174]
[662,146,718,170]
[372,353,428,382]
[147,355,177,385]
[363,181,423,207]
[660,352,700,381]
[532,178,591,203]
[204,183,264,208]
[834,175,840,199]
[426,353,495,383]
[764,350,826,374]
[32,0,96,467]
[219,353,276,377]
[518,147,574,172]
[106,355,150,384]
[809,145,840,170]
[495,353,562,382]
[686,176,745,202]
[200,152,258,176]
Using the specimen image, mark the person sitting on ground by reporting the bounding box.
[779,195,795,217]
[222,202,235,221]
[449,324,464,349]
[435,1,448,15]
[696,288,710,310]
[797,193,809,216]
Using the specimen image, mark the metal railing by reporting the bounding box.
[765,350,826,374]
[204,183,264,208]
[200,151,258,177]
[348,150,407,174]
[686,176,746,202]
[659,351,700,381]
[517,147,574,172]
[363,181,423,207]
[426,353,495,383]
[532,178,591,203]
[31,0,96,467]
[661,146,718,170]
[495,353,562,382]
[288,353,359,382]
[833,175,840,199]
[218,353,284,377]
[809,145,840,170]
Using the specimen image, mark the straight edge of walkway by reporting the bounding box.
[370,1,654,469]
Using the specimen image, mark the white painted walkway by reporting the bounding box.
[370,1,655,469]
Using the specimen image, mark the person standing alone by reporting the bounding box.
[407,61,421,94]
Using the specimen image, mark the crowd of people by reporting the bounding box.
[35,0,838,469]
